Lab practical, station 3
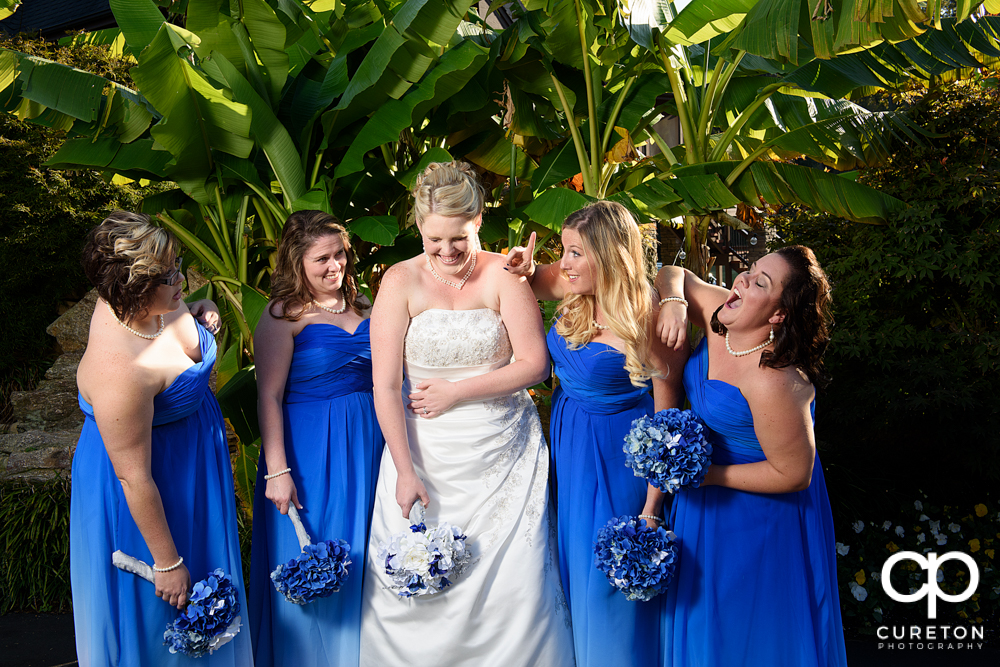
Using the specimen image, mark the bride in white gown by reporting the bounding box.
[360,162,574,666]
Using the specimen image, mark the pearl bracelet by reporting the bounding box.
[153,556,184,573]
[638,514,662,524]
[658,296,689,308]
[264,467,291,480]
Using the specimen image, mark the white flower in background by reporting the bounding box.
[882,520,892,531]
[895,525,905,538]
[871,571,881,582]
[935,534,948,546]
[849,582,868,601]
[836,542,850,556]
[929,520,941,535]
[919,514,930,522]
[914,500,924,511]
[852,520,864,533]
[917,533,926,544]
[948,523,961,533]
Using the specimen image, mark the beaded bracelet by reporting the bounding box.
[658,296,689,308]
[638,514,662,524]
[153,556,184,573]
[264,467,292,480]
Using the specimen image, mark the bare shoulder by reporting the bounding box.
[479,251,530,289]
[78,337,153,405]
[746,363,814,409]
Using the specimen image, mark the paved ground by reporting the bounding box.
[2,613,998,666]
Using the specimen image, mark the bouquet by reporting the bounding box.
[624,408,712,493]
[594,515,679,601]
[377,500,471,598]
[270,505,352,605]
[112,551,242,658]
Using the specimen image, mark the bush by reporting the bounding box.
[0,477,72,613]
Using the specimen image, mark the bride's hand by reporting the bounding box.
[407,378,459,418]
[396,472,430,519]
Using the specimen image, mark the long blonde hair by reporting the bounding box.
[555,201,659,387]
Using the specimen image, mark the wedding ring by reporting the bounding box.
[423,408,428,414]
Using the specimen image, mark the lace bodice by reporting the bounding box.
[404,308,513,368]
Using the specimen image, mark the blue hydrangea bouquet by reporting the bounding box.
[270,505,352,605]
[111,551,242,658]
[624,408,713,493]
[594,515,679,601]
[376,500,471,598]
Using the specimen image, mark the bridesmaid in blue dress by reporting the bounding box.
[249,210,383,667]
[506,201,686,666]
[654,246,848,666]
[71,211,252,666]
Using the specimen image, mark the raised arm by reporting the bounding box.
[89,361,191,609]
[370,264,430,518]
[653,265,730,342]
[703,370,817,494]
[505,232,567,302]
[254,307,301,515]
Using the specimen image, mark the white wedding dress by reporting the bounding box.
[360,308,575,667]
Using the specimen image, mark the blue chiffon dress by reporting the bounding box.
[249,320,383,667]
[547,326,664,666]
[663,338,847,667]
[70,320,253,667]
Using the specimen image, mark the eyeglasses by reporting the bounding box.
[157,257,184,286]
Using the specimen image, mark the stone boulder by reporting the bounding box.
[46,289,97,353]
[0,429,79,482]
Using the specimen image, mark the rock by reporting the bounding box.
[46,289,98,353]
[0,429,78,482]
[10,387,84,433]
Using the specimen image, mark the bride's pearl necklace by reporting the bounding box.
[106,302,164,339]
[725,328,774,357]
[427,250,477,290]
[313,291,347,314]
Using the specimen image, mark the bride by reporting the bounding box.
[360,162,574,666]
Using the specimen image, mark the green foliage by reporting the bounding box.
[0,477,72,613]
[772,81,1000,501]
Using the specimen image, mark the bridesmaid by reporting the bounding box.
[506,201,685,666]
[248,211,383,667]
[71,211,252,666]
[654,246,847,666]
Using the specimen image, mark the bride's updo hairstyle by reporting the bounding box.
[269,210,365,320]
[556,201,660,388]
[411,161,485,228]
[711,245,833,387]
[82,210,179,323]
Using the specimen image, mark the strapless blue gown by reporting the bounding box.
[70,320,252,667]
[663,338,847,666]
[249,321,383,667]
[547,326,664,666]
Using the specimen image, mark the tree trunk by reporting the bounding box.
[683,214,712,280]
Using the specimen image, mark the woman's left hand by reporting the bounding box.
[407,378,459,418]
[189,299,221,334]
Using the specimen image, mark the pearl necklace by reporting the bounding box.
[313,292,347,315]
[725,328,774,357]
[106,302,164,339]
[427,250,477,290]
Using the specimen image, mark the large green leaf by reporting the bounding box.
[44,137,172,176]
[240,0,291,104]
[531,140,580,193]
[0,1,22,22]
[215,365,260,445]
[240,283,270,334]
[522,187,591,230]
[348,216,400,245]
[110,0,166,56]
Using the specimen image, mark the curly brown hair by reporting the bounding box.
[81,211,178,323]
[711,245,833,387]
[268,211,364,321]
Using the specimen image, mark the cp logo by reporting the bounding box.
[881,551,979,619]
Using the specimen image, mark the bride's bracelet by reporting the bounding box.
[658,296,689,308]
[638,514,662,525]
[265,467,292,480]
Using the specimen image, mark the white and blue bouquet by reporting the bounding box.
[112,551,242,658]
[624,408,713,493]
[594,515,679,601]
[270,506,352,605]
[377,501,471,598]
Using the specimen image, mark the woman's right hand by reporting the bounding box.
[154,563,192,610]
[656,300,689,350]
[395,471,430,519]
[505,231,537,279]
[265,474,301,515]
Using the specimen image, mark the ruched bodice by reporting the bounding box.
[78,321,217,426]
[683,338,815,464]
[547,325,647,415]
[284,321,373,403]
